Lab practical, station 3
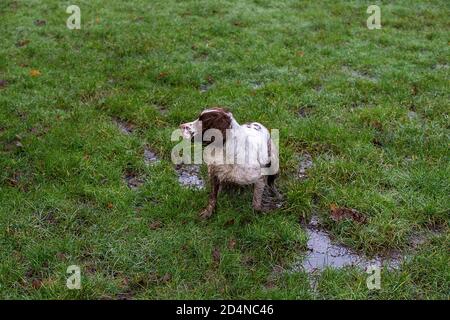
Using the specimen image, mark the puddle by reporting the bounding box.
[249,81,264,90]
[407,111,418,120]
[175,164,205,189]
[113,118,135,135]
[143,146,159,166]
[293,214,402,275]
[199,83,212,93]
[297,152,313,180]
[123,171,145,190]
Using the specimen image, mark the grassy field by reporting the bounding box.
[0,0,449,299]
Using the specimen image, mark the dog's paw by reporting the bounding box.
[199,208,213,220]
[252,204,266,213]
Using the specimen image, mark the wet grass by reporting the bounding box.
[0,0,448,299]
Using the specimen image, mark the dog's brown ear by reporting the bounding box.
[199,109,231,141]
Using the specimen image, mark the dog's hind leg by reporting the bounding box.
[199,175,220,219]
[267,173,283,201]
[252,177,266,211]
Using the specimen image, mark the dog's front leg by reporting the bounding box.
[252,177,266,211]
[199,175,220,219]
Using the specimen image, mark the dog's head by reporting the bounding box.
[180,107,232,142]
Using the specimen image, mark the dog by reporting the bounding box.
[180,107,280,219]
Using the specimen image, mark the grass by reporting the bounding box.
[0,0,449,299]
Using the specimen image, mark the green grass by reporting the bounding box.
[0,0,449,299]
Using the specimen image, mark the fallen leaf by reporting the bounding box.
[370,120,383,132]
[157,72,168,80]
[122,277,130,286]
[149,221,162,230]
[16,39,30,47]
[106,203,113,209]
[223,219,235,227]
[30,69,41,77]
[296,51,304,57]
[32,279,43,289]
[56,252,66,261]
[212,247,221,263]
[205,75,214,84]
[264,280,276,289]
[330,204,367,224]
[228,238,237,250]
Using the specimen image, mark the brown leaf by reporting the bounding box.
[149,221,163,230]
[330,204,367,224]
[30,69,41,77]
[228,238,237,250]
[16,39,30,47]
[264,280,276,289]
[32,279,43,289]
[157,72,168,80]
[223,219,235,227]
[205,75,214,84]
[122,277,130,286]
[56,252,66,261]
[212,247,221,263]
[296,51,305,57]
[106,203,113,209]
[370,120,383,132]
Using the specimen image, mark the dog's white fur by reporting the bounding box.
[181,108,277,185]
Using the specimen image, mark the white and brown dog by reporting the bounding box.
[180,107,280,219]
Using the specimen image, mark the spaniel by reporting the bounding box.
[180,107,280,219]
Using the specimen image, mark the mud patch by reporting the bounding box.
[293,214,402,275]
[200,83,213,93]
[143,146,159,166]
[297,106,314,118]
[342,66,378,83]
[175,164,205,189]
[123,171,145,190]
[113,118,135,135]
[297,152,313,180]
